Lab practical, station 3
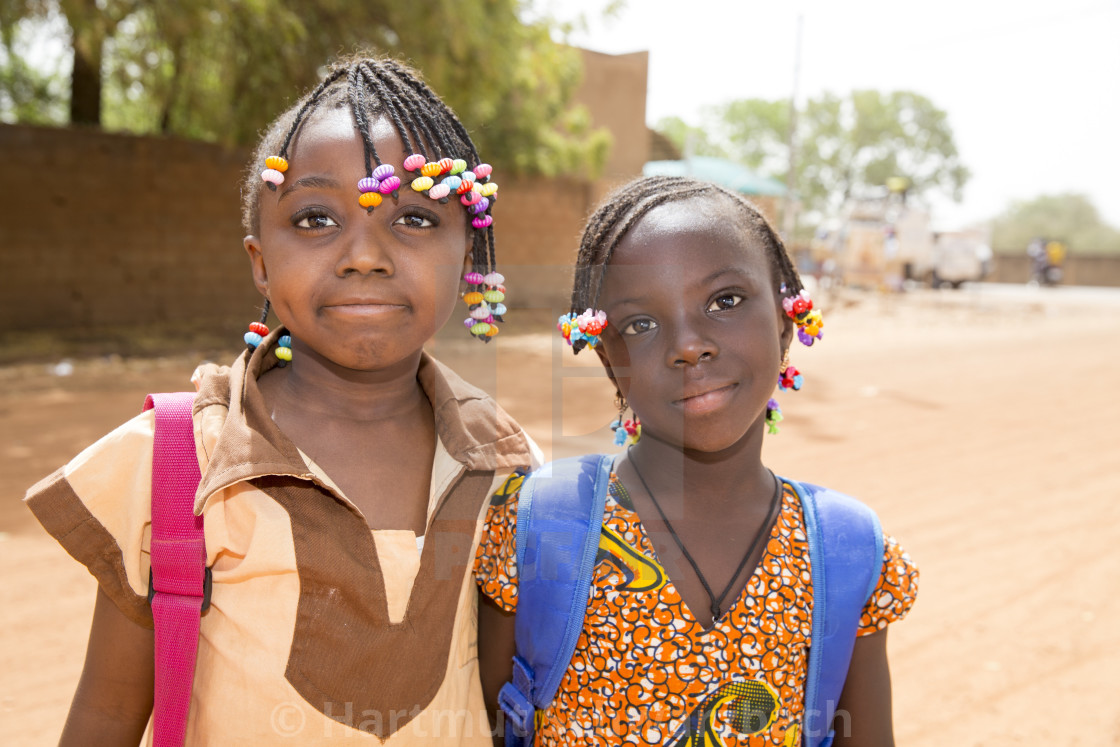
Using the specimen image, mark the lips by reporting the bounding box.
[674,383,738,414]
[323,299,407,316]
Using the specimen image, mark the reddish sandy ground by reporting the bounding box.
[3,285,1119,745]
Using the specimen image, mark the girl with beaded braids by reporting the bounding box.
[25,54,540,745]
[474,176,917,746]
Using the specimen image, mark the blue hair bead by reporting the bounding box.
[244,331,263,348]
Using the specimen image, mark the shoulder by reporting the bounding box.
[420,353,540,471]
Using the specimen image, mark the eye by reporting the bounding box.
[292,210,338,229]
[707,294,743,312]
[620,318,658,335]
[393,212,436,229]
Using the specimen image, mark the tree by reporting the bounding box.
[653,115,726,159]
[655,89,970,233]
[2,0,610,176]
[991,193,1120,255]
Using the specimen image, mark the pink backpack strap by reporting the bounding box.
[143,392,207,747]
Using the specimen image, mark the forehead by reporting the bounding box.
[287,107,406,172]
[610,195,770,275]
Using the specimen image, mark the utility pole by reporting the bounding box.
[782,14,803,242]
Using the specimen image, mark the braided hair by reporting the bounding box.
[569,176,803,353]
[241,55,498,281]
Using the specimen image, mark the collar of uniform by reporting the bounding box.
[190,328,532,514]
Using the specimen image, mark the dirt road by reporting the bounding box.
[3,285,1119,745]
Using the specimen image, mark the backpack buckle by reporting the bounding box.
[148,565,212,613]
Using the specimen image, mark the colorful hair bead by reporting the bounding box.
[463,272,485,285]
[469,322,492,336]
[372,164,395,181]
[442,175,462,192]
[472,215,493,229]
[483,272,504,286]
[261,169,285,190]
[358,177,380,193]
[478,182,499,198]
[611,417,641,446]
[359,192,382,209]
[450,159,467,175]
[461,191,482,206]
[244,331,264,348]
[464,318,477,329]
[421,162,442,177]
[468,197,490,214]
[469,304,491,320]
[765,398,783,435]
[249,322,269,336]
[428,183,451,201]
[483,289,505,304]
[491,302,507,317]
[457,180,475,195]
[411,176,434,192]
[463,291,484,305]
[403,154,426,172]
[485,325,499,337]
[461,171,476,184]
[265,156,289,172]
[474,163,492,180]
[558,308,608,350]
[782,289,824,346]
[437,158,454,174]
[778,364,803,392]
[378,175,401,194]
[275,335,293,366]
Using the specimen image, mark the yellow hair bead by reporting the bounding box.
[265,156,288,172]
[358,192,382,209]
[411,176,434,192]
[469,322,491,336]
[275,347,292,362]
[421,163,442,177]
[478,182,498,197]
[463,291,484,305]
[483,290,505,304]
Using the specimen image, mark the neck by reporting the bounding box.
[623,426,773,514]
[265,342,428,423]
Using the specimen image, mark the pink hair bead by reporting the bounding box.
[470,305,491,320]
[469,197,490,214]
[474,164,492,179]
[378,175,401,194]
[483,272,504,285]
[463,272,485,284]
[261,169,285,186]
[403,154,426,171]
[372,164,395,181]
[461,190,482,206]
[472,215,493,229]
[427,183,451,200]
[358,177,380,193]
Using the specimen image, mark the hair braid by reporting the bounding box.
[569,176,804,353]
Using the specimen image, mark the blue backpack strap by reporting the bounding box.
[791,479,884,747]
[497,453,612,747]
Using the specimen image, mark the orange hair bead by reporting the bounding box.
[358,192,382,209]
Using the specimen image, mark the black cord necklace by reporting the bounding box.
[627,446,782,621]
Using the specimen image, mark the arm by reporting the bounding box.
[832,628,893,747]
[60,587,155,747]
[477,592,517,745]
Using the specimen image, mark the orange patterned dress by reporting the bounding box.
[474,473,918,746]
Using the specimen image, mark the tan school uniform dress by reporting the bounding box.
[25,339,541,744]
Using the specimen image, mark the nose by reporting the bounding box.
[667,318,718,367]
[337,227,394,277]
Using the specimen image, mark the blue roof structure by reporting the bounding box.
[643,157,788,197]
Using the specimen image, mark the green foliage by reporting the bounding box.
[654,115,726,159]
[654,89,970,231]
[0,4,68,124]
[3,0,609,176]
[991,193,1120,255]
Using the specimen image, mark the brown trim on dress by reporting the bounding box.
[24,468,155,629]
[273,470,495,737]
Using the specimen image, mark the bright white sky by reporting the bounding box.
[548,0,1120,230]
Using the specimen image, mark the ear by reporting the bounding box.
[594,343,625,400]
[244,235,269,297]
[776,291,794,353]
